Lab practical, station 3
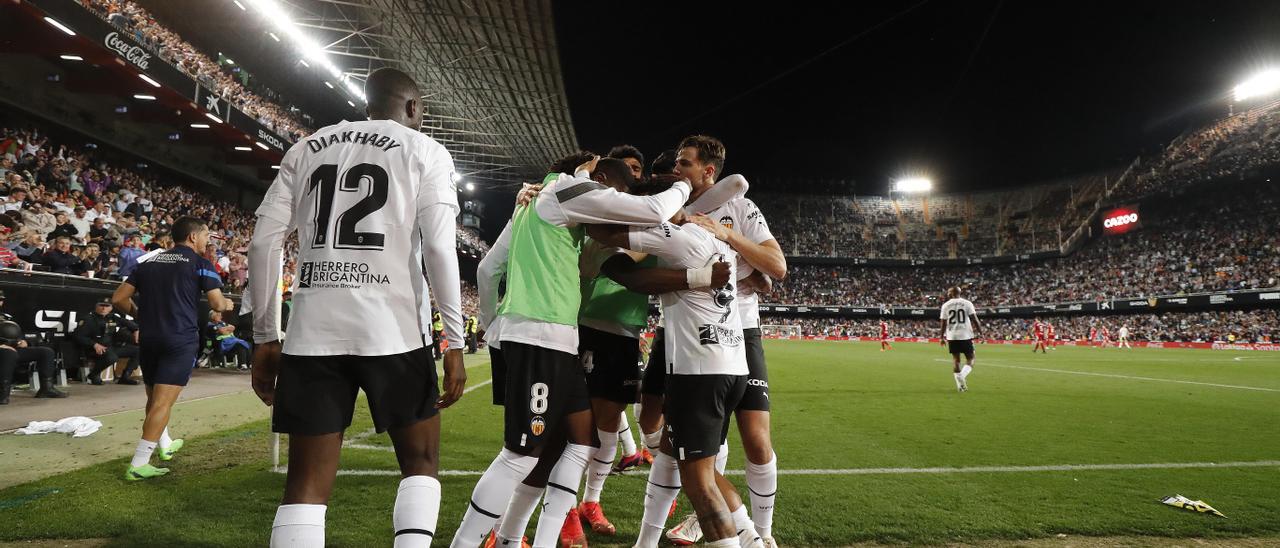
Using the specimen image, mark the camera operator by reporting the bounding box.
[72,298,140,385]
[0,290,68,403]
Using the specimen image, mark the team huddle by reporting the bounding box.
[239,68,967,548]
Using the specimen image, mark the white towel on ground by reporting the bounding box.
[14,417,103,437]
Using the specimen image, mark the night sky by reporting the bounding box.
[552,0,1280,195]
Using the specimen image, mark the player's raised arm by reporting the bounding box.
[541,172,690,226]
[686,173,749,215]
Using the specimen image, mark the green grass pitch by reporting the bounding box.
[1,340,1277,546]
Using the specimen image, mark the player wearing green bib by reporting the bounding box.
[453,156,692,548]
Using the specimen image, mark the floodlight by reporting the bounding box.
[1234,69,1280,102]
[893,178,933,193]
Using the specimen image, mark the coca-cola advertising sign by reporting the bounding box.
[104,31,151,70]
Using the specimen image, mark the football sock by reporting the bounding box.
[961,364,973,380]
[450,449,538,548]
[715,443,729,475]
[707,537,740,548]
[584,428,618,502]
[496,483,541,546]
[158,428,172,450]
[744,453,777,539]
[270,504,326,548]
[732,504,764,547]
[393,475,440,548]
[643,429,663,453]
[532,443,591,548]
[618,412,638,457]
[131,439,157,468]
[637,452,682,548]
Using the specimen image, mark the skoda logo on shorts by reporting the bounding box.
[529,416,546,436]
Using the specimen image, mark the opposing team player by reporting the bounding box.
[451,156,693,548]
[586,178,763,548]
[1088,324,1099,349]
[1046,321,1057,350]
[1032,318,1047,353]
[879,319,892,351]
[248,68,467,547]
[940,286,981,392]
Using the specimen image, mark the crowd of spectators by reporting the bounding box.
[80,0,314,141]
[0,124,489,295]
[767,177,1279,307]
[758,309,1279,344]
[755,173,1107,259]
[1116,100,1280,202]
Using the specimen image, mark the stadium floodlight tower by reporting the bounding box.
[1233,69,1280,102]
[892,177,933,194]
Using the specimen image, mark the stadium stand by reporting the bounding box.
[79,0,314,141]
[768,175,1279,307]
[759,309,1280,344]
[0,121,486,314]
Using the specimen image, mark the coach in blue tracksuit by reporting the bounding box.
[111,217,235,481]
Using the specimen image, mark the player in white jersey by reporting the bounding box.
[939,286,982,393]
[587,177,762,548]
[248,68,466,548]
[1118,325,1131,348]
[675,136,785,547]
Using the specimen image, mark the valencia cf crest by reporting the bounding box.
[530,416,546,436]
[718,215,734,230]
[1148,297,1158,308]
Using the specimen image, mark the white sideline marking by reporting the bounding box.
[932,359,1280,393]
[273,460,1280,477]
[342,379,494,447]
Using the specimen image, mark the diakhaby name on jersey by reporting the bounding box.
[299,260,391,289]
[306,131,403,153]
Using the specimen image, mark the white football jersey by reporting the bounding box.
[940,298,977,341]
[253,119,463,356]
[627,222,746,376]
[689,196,775,329]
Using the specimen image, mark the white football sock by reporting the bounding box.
[707,537,739,548]
[954,373,963,387]
[961,364,973,380]
[584,429,618,503]
[532,443,592,548]
[270,504,326,548]
[715,443,729,475]
[158,428,172,450]
[393,475,441,548]
[732,505,763,547]
[131,439,157,468]
[497,483,541,546]
[643,429,662,453]
[449,449,538,548]
[636,452,682,548]
[744,453,777,539]
[618,412,638,457]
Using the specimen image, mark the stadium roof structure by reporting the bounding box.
[280,0,579,189]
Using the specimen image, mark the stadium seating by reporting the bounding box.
[759,309,1279,344]
[769,176,1279,307]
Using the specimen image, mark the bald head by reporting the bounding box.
[365,67,422,129]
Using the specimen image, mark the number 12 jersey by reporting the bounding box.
[254,119,462,356]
